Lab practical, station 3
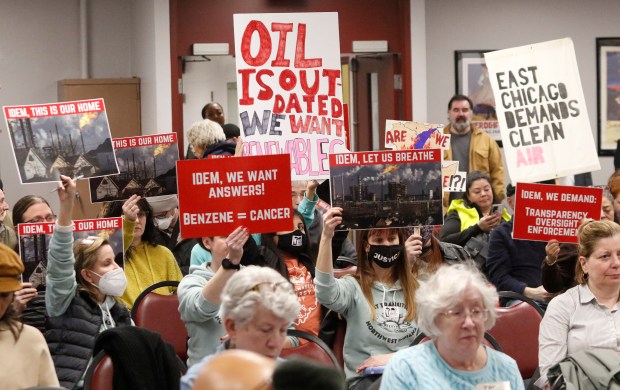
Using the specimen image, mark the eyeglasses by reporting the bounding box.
[25,214,57,224]
[441,307,488,322]
[242,281,291,296]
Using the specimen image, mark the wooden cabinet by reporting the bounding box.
[58,78,141,220]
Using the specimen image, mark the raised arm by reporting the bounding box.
[316,207,342,274]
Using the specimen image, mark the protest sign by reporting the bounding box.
[329,149,443,230]
[233,12,348,180]
[384,120,449,150]
[4,99,119,184]
[513,182,602,243]
[177,154,293,237]
[88,133,179,203]
[17,217,123,291]
[484,38,600,183]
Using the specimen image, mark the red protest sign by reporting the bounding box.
[513,183,602,243]
[177,154,293,238]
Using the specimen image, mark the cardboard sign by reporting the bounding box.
[4,99,119,184]
[17,217,124,290]
[384,120,449,150]
[233,12,348,180]
[88,133,179,203]
[513,183,602,243]
[329,149,443,230]
[177,154,293,237]
[485,38,600,183]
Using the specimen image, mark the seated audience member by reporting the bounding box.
[45,176,131,389]
[542,188,616,293]
[178,226,250,367]
[486,219,554,307]
[105,195,182,309]
[192,350,275,390]
[260,210,321,339]
[0,243,59,389]
[608,169,620,223]
[439,171,510,271]
[315,208,421,390]
[272,357,347,390]
[222,123,241,143]
[187,118,235,158]
[293,180,357,267]
[11,194,57,333]
[408,225,470,278]
[180,265,301,390]
[146,194,180,250]
[381,263,523,389]
[0,181,17,250]
[538,219,620,388]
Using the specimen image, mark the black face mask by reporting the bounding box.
[368,244,403,268]
[277,230,308,256]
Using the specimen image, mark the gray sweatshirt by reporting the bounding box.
[177,263,225,367]
[314,270,419,381]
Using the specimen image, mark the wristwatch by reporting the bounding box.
[221,258,240,271]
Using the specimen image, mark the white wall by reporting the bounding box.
[0,0,133,209]
[418,0,620,185]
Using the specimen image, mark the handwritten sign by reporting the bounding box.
[513,182,602,243]
[485,38,600,183]
[233,12,348,180]
[384,120,449,150]
[177,154,293,237]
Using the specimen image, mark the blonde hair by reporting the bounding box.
[576,218,620,284]
[187,119,226,152]
[73,234,111,301]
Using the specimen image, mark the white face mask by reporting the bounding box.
[154,215,174,231]
[89,268,127,297]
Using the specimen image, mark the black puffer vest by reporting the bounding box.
[45,290,131,389]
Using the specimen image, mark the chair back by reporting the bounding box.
[131,281,188,362]
[487,291,544,379]
[280,329,341,368]
[84,351,113,390]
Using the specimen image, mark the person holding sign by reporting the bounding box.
[45,176,132,389]
[439,171,510,272]
[381,264,523,390]
[408,226,470,279]
[315,207,421,389]
[538,219,620,388]
[178,226,250,367]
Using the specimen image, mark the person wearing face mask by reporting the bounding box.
[45,175,132,389]
[260,211,322,340]
[315,207,422,390]
[146,194,180,249]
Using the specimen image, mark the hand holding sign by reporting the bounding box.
[545,239,560,264]
[405,233,423,261]
[322,207,343,240]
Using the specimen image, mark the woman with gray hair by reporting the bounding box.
[180,265,301,390]
[381,263,523,389]
[187,118,235,158]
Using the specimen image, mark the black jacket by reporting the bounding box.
[45,290,131,389]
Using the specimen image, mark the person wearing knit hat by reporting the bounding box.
[0,243,60,388]
[146,194,181,251]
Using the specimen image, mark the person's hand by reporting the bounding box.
[322,207,343,239]
[405,233,423,260]
[478,214,501,232]
[57,175,76,204]
[356,353,394,373]
[305,180,319,202]
[13,282,37,315]
[122,195,141,222]
[226,226,249,264]
[524,285,556,302]
[545,239,560,263]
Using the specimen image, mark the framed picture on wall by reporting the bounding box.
[455,50,501,146]
[597,38,620,156]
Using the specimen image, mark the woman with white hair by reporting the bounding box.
[180,265,301,390]
[381,263,523,389]
[187,118,235,158]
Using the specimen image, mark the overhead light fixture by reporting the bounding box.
[192,43,230,56]
[352,40,388,53]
